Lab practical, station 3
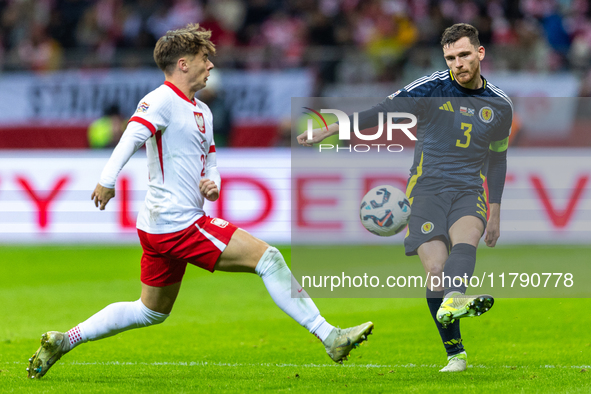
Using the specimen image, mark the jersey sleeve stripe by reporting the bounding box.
[155,130,164,181]
[208,145,216,154]
[404,71,447,90]
[405,71,445,90]
[404,71,449,92]
[487,83,514,112]
[129,116,157,136]
[487,83,511,102]
[404,76,429,90]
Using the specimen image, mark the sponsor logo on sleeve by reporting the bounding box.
[136,102,150,113]
[388,90,402,99]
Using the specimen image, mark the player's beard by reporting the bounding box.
[455,65,479,88]
[456,69,471,81]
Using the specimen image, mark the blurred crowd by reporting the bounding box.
[1,0,591,88]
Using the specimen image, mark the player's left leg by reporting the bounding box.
[27,283,176,379]
[28,228,188,379]
[436,215,494,327]
[215,229,373,364]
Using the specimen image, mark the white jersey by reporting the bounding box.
[99,81,219,234]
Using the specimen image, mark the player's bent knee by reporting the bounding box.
[137,299,169,326]
[261,246,282,264]
[264,246,282,262]
[427,265,444,278]
[255,246,288,277]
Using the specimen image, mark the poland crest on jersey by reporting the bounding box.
[194,112,206,133]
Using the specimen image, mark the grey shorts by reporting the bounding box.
[404,191,487,256]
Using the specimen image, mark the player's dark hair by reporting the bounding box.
[153,23,216,75]
[440,23,480,48]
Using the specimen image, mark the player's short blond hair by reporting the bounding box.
[153,23,216,75]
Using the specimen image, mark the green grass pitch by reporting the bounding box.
[1,244,590,393]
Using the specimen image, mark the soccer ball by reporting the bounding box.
[360,185,411,236]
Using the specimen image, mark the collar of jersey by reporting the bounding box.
[164,81,197,105]
[448,69,487,96]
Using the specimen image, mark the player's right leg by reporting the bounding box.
[215,228,373,364]
[437,215,493,328]
[436,292,494,328]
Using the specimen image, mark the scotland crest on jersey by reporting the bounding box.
[479,106,494,123]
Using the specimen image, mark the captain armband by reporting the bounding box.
[489,137,509,153]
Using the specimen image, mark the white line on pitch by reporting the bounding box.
[11,361,590,369]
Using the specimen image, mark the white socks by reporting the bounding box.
[67,299,168,350]
[65,247,333,351]
[255,247,335,342]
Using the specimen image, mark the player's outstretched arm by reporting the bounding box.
[91,183,115,210]
[297,123,339,147]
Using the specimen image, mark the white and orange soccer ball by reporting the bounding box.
[360,185,411,237]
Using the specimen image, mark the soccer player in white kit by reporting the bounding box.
[26,24,373,379]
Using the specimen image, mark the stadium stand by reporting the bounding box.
[0,0,590,148]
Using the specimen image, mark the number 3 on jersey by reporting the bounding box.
[456,122,472,148]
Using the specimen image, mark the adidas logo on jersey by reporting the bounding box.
[439,101,454,112]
